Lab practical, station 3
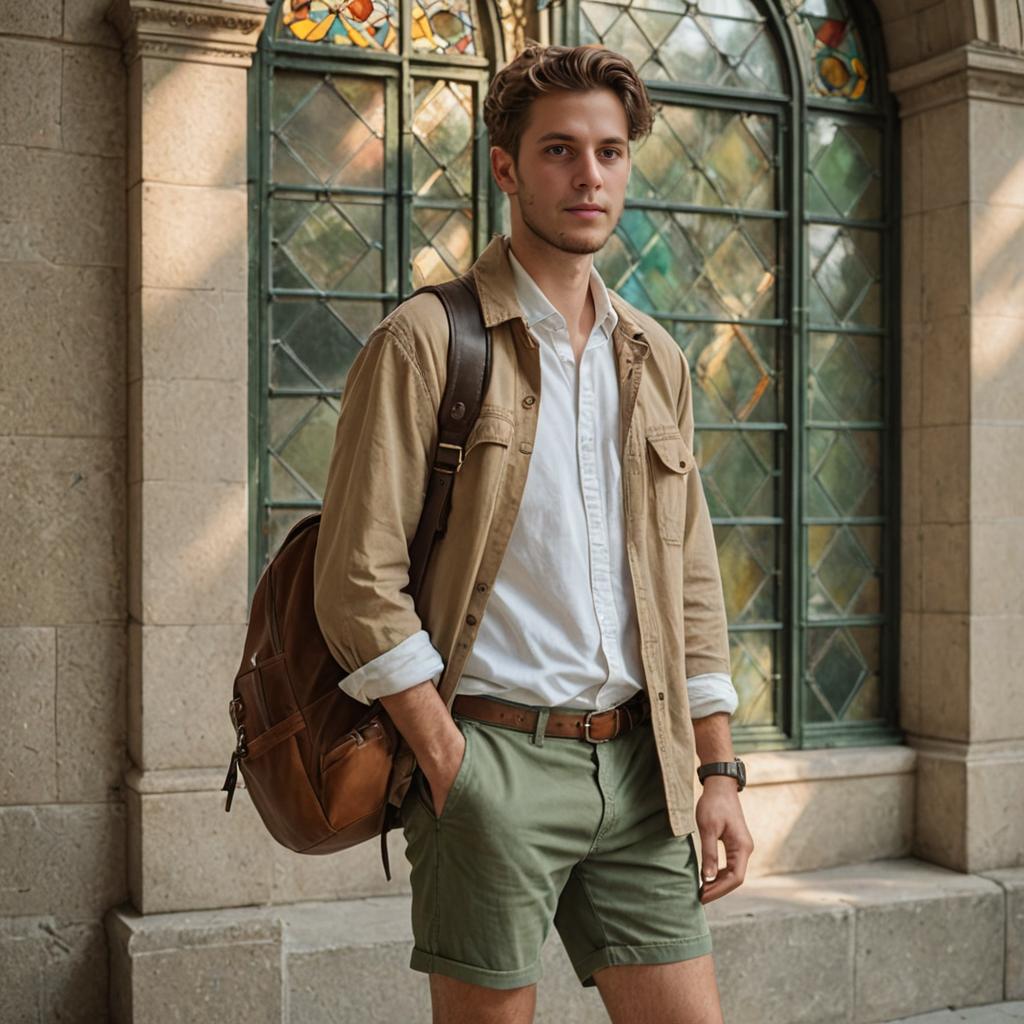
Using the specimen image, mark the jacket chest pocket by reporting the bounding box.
[645,428,695,545]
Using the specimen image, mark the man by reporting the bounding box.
[314,43,754,1024]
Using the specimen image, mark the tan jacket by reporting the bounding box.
[313,234,730,836]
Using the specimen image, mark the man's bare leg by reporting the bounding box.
[429,975,537,1024]
[592,955,725,1024]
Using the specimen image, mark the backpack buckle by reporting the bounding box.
[435,443,464,474]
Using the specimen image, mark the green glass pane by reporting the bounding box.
[807,524,880,619]
[270,450,318,502]
[411,207,474,287]
[713,523,778,623]
[695,13,782,93]
[411,0,478,55]
[730,630,777,727]
[273,75,385,189]
[677,321,779,424]
[807,429,880,516]
[270,300,379,391]
[809,332,882,422]
[268,394,315,450]
[787,1,871,105]
[272,396,340,499]
[807,116,881,220]
[698,430,775,518]
[807,224,881,327]
[805,625,880,724]
[276,0,399,52]
[271,198,384,293]
[412,80,474,199]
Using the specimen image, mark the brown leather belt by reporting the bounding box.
[451,691,650,743]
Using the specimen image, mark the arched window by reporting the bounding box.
[250,0,502,569]
[547,0,899,749]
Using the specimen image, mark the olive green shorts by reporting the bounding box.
[399,700,712,990]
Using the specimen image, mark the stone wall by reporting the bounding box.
[0,1,129,1019]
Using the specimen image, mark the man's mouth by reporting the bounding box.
[566,205,605,219]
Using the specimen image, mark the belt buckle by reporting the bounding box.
[582,708,616,744]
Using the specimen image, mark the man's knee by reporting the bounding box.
[428,973,538,1024]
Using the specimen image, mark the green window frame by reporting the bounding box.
[249,0,900,751]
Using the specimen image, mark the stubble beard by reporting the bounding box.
[517,184,622,257]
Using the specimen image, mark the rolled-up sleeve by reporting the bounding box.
[313,317,442,703]
[686,672,739,718]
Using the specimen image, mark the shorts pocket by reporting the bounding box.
[645,428,694,545]
[415,719,475,822]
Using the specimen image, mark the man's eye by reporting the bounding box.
[601,149,622,159]
[547,145,567,156]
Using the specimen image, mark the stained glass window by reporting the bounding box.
[254,0,492,559]
[566,0,897,749]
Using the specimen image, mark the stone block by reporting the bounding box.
[902,216,923,331]
[918,613,970,740]
[129,286,248,384]
[67,0,124,46]
[129,478,247,626]
[0,262,125,438]
[0,38,61,148]
[903,426,922,527]
[127,786,273,913]
[129,378,247,485]
[971,202,1024,319]
[920,424,969,525]
[970,616,1024,743]
[0,917,108,1024]
[128,623,246,770]
[922,204,970,322]
[972,425,1024,523]
[129,181,247,293]
[738,747,915,879]
[912,750,967,870]
[61,46,126,157]
[966,756,1024,872]
[0,627,56,804]
[921,101,967,213]
[902,524,923,613]
[0,803,126,918]
[900,115,922,217]
[272,828,413,904]
[921,314,970,427]
[0,144,123,267]
[0,1,62,37]
[128,57,247,188]
[107,904,282,1024]
[918,0,952,58]
[704,885,853,1024]
[0,436,125,626]
[900,611,922,734]
[972,520,1024,616]
[921,523,969,613]
[970,102,1024,207]
[982,868,1024,1000]
[972,315,1024,422]
[56,624,128,802]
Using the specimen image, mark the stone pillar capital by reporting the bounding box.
[105,0,268,67]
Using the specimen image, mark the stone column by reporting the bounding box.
[106,0,267,914]
[894,42,1024,873]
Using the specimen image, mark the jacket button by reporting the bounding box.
[519,442,533,454]
[466,614,477,626]
[476,582,488,592]
[522,395,536,407]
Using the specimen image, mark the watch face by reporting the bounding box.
[735,758,746,786]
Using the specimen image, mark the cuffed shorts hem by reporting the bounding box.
[574,933,714,988]
[409,947,544,990]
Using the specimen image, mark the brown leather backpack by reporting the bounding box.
[222,274,490,879]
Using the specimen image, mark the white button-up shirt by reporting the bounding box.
[338,253,737,718]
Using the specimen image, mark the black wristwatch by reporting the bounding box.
[697,756,746,792]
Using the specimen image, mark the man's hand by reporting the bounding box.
[695,775,753,903]
[422,730,467,817]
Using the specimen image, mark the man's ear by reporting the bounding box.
[490,145,518,196]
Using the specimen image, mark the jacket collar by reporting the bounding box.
[470,233,651,358]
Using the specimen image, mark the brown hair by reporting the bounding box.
[483,43,654,160]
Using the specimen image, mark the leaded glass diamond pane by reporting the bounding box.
[411,207,474,286]
[271,197,385,294]
[805,626,881,722]
[730,630,777,726]
[632,106,776,210]
[272,73,386,189]
[807,115,881,221]
[697,430,776,518]
[809,332,882,422]
[786,0,871,104]
[276,0,399,54]
[412,80,474,199]
[713,524,778,623]
[807,428,880,516]
[808,524,881,618]
[268,395,340,501]
[580,0,784,92]
[807,224,881,327]
[411,0,478,55]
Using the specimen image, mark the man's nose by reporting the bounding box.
[573,150,604,191]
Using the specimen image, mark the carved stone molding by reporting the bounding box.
[106,0,268,67]
[889,41,1024,115]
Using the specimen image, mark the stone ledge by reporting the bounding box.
[105,857,1010,1024]
[743,743,917,785]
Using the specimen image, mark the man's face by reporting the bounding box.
[493,87,631,256]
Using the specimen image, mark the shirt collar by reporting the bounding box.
[507,246,619,343]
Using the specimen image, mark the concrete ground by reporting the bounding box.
[887,1003,1024,1022]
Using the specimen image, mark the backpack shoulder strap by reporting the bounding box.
[404,273,491,601]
